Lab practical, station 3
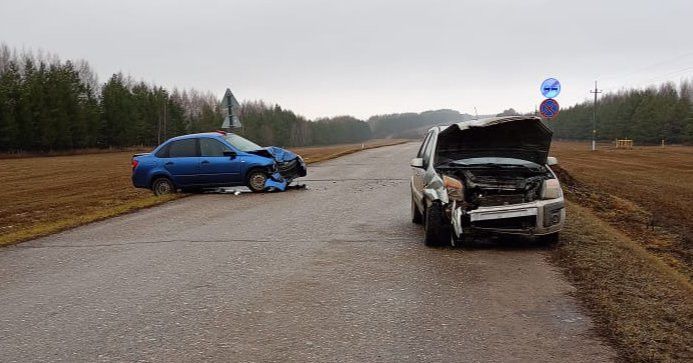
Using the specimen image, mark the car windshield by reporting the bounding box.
[224,133,262,152]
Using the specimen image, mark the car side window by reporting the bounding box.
[421,132,436,167]
[417,133,431,158]
[200,138,231,157]
[167,139,198,158]
[155,144,170,158]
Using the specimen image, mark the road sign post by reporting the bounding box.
[539,78,561,120]
[541,78,561,98]
[221,88,242,129]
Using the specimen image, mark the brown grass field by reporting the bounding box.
[549,140,693,361]
[551,141,692,276]
[0,139,404,247]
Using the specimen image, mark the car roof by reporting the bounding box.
[166,132,227,142]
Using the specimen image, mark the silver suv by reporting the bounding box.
[410,116,565,246]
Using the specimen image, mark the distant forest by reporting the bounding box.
[550,80,693,144]
[0,45,373,152]
[2,44,692,152]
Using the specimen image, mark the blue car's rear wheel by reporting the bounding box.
[247,170,268,193]
[152,177,175,196]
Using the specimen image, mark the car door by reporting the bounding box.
[198,137,242,185]
[412,131,433,203]
[161,138,201,186]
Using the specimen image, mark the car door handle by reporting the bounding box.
[201,160,210,165]
[165,162,174,166]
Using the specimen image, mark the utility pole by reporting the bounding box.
[590,81,602,151]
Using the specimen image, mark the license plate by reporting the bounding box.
[470,207,538,221]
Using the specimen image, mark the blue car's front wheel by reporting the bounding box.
[246,170,268,193]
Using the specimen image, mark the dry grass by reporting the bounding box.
[549,141,693,361]
[553,202,693,362]
[551,141,692,278]
[0,139,406,247]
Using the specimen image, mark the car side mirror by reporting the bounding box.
[547,156,558,166]
[223,150,237,158]
[410,157,424,168]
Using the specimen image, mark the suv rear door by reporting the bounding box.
[412,131,434,203]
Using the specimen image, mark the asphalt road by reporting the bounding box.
[0,143,615,362]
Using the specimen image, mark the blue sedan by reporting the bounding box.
[131,131,307,195]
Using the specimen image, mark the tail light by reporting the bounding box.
[131,159,139,171]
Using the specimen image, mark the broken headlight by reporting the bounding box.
[540,179,562,199]
[443,175,464,201]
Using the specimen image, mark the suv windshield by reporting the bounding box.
[224,133,262,152]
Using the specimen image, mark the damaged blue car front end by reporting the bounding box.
[248,146,308,191]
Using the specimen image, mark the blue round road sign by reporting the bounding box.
[541,78,561,98]
[540,98,560,119]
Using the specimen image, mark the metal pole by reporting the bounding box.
[590,81,602,151]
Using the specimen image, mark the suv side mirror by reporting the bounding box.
[547,156,558,166]
[223,150,237,158]
[410,157,424,168]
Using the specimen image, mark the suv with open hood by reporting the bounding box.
[410,116,565,246]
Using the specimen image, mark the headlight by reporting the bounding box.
[443,175,464,201]
[541,179,562,199]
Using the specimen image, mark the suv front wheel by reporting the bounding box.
[423,201,450,247]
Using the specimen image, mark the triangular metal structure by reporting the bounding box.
[221,88,242,129]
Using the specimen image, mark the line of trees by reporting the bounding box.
[367,109,473,138]
[0,44,373,153]
[238,102,372,147]
[550,80,693,144]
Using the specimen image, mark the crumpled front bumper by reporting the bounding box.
[451,198,565,237]
[264,156,307,192]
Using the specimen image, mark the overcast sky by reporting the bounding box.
[2,0,692,119]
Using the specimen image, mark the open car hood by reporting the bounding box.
[436,116,552,165]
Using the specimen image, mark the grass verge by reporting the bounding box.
[0,139,407,247]
[553,201,693,361]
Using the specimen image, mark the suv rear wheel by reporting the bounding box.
[423,201,450,247]
[411,196,423,224]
